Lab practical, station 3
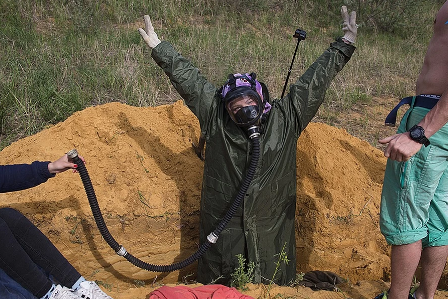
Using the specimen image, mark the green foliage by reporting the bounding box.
[0,0,442,149]
[300,0,443,37]
[230,254,255,291]
[255,243,291,298]
[271,243,290,284]
[356,0,443,37]
[290,272,305,286]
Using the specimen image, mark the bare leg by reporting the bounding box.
[388,241,422,299]
[414,245,448,299]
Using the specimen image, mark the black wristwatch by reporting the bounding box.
[409,125,430,147]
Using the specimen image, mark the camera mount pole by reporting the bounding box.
[280,29,306,99]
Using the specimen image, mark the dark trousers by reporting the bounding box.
[0,208,80,298]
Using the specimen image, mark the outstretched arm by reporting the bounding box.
[138,14,217,126]
[288,6,357,134]
[0,153,83,193]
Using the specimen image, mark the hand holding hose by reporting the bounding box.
[341,6,357,44]
[48,153,85,174]
[138,15,161,49]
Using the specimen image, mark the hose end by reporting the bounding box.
[116,246,127,257]
[67,149,79,159]
[247,125,260,139]
[206,232,218,244]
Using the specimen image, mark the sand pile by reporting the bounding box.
[0,101,391,296]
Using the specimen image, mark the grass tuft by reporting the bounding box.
[0,0,443,149]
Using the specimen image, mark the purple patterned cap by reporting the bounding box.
[221,73,263,102]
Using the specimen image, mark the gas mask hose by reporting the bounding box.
[67,138,259,272]
[210,135,260,239]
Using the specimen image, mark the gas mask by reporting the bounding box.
[221,73,265,128]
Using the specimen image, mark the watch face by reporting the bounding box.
[409,125,430,146]
[410,127,423,139]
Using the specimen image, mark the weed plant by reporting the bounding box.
[261,243,290,297]
[0,0,444,149]
[230,254,255,291]
[229,243,292,296]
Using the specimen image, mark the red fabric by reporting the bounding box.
[147,284,254,299]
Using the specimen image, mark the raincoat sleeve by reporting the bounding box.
[151,41,218,127]
[0,161,54,193]
[287,38,356,135]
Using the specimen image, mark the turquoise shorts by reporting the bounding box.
[380,101,448,247]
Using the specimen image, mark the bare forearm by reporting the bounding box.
[418,91,448,138]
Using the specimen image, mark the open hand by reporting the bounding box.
[138,15,161,49]
[341,6,357,44]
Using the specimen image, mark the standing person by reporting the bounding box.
[138,7,357,286]
[0,154,114,299]
[375,1,448,299]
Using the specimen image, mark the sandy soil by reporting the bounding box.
[1,101,448,299]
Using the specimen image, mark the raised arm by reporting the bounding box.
[138,15,217,125]
[287,6,357,133]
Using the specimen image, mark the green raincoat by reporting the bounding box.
[151,38,355,285]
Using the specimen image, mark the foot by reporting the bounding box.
[73,281,113,299]
[373,290,416,299]
[48,284,79,299]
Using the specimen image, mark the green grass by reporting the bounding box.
[0,0,444,149]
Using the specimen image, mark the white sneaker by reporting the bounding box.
[48,284,79,299]
[73,281,114,299]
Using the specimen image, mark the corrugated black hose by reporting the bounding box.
[67,136,260,272]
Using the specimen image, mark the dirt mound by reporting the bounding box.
[0,101,391,297]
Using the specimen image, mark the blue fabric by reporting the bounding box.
[0,208,80,297]
[385,95,440,126]
[0,162,54,193]
[0,268,36,299]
